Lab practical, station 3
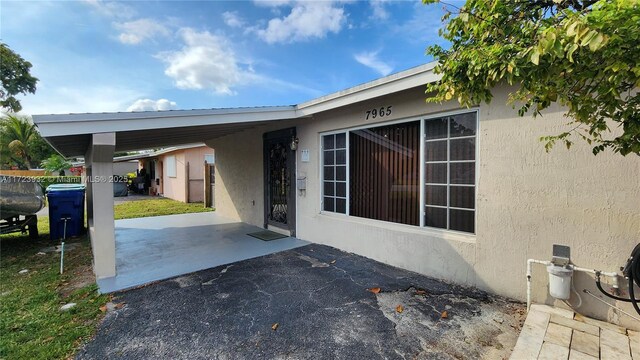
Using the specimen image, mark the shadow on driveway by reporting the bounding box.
[77,244,525,359]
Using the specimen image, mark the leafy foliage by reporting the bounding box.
[0,114,55,169]
[0,43,38,113]
[41,154,72,175]
[424,0,640,155]
[1,114,37,168]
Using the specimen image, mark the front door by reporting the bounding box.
[263,128,296,236]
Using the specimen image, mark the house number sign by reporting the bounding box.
[365,106,392,120]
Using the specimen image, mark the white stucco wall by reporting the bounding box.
[206,85,640,329]
[208,121,299,227]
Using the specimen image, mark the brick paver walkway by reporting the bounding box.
[511,304,639,359]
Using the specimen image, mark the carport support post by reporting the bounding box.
[85,132,117,279]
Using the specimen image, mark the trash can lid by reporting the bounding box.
[46,183,86,192]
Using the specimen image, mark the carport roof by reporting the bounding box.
[33,62,440,157]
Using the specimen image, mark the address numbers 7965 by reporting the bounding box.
[365,106,392,120]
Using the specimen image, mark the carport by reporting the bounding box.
[100,212,307,292]
[33,106,306,291]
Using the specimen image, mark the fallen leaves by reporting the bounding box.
[367,287,381,294]
[330,260,336,264]
[396,305,404,313]
[99,302,125,312]
[441,311,448,319]
[271,323,279,331]
[415,289,427,295]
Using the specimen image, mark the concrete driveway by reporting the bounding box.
[77,244,525,359]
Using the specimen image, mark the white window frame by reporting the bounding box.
[320,132,348,214]
[423,109,479,234]
[318,108,479,235]
[166,155,177,178]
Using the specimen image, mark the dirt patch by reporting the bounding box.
[376,287,526,359]
[59,264,96,298]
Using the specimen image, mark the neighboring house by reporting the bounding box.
[77,160,138,177]
[114,144,215,203]
[33,63,640,329]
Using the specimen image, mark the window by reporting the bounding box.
[204,154,215,164]
[320,111,477,234]
[350,121,420,226]
[424,112,476,233]
[322,133,347,213]
[166,155,177,178]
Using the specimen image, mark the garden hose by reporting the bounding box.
[595,243,640,315]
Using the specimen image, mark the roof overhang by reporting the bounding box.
[33,62,440,157]
[35,107,300,157]
[297,62,440,115]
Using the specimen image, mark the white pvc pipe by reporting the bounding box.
[526,259,620,312]
[571,265,619,290]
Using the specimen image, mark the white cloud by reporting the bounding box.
[83,0,136,19]
[370,0,389,20]
[127,98,177,112]
[256,1,346,44]
[114,18,171,45]
[157,28,255,95]
[222,11,245,28]
[354,51,392,76]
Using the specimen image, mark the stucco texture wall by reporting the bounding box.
[161,151,187,203]
[206,120,300,228]
[476,86,640,328]
[205,86,640,329]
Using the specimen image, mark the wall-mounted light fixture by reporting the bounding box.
[290,136,299,151]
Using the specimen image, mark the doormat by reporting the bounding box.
[247,230,288,241]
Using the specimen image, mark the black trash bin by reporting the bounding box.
[46,184,86,241]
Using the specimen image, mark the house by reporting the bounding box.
[32,63,640,329]
[113,144,215,203]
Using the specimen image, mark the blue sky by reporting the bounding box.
[2,0,453,115]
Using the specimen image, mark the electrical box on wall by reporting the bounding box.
[301,149,310,163]
[297,176,307,190]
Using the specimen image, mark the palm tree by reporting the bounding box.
[0,113,36,169]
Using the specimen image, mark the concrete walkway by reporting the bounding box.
[97,212,308,293]
[511,304,640,359]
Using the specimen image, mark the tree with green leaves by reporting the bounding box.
[424,0,640,155]
[1,43,38,113]
[41,154,72,176]
[0,114,53,169]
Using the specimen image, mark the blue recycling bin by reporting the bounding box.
[46,184,86,241]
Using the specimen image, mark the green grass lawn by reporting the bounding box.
[114,197,213,220]
[0,197,214,359]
